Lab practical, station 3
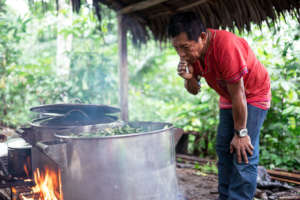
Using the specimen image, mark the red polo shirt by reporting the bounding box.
[192,29,271,110]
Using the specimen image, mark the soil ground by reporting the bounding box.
[176,167,300,200]
[177,168,219,200]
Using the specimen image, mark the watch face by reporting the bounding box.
[240,129,248,137]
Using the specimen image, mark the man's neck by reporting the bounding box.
[200,30,212,68]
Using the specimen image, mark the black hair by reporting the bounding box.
[168,12,206,42]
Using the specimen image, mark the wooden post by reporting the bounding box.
[118,15,129,121]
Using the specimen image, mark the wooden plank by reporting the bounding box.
[267,169,300,180]
[119,0,169,14]
[273,168,300,174]
[118,15,129,121]
[269,176,300,185]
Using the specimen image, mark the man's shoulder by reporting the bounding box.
[210,29,247,51]
[213,29,239,44]
[209,29,236,38]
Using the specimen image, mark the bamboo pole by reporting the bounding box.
[118,15,129,121]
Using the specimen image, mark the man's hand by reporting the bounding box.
[230,134,254,164]
[184,79,200,95]
[177,60,200,95]
[177,60,194,80]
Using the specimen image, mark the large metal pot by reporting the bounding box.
[34,121,178,200]
[17,104,121,145]
[7,138,32,178]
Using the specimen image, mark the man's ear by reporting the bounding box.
[201,32,207,40]
[198,32,207,42]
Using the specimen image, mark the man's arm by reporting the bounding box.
[226,78,253,164]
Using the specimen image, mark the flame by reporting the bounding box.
[12,187,17,200]
[24,164,29,178]
[21,167,63,200]
[23,156,31,178]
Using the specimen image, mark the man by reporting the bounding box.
[168,12,271,200]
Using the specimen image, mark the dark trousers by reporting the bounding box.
[216,104,268,200]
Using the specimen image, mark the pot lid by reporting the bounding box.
[30,104,120,115]
[7,138,32,149]
[33,115,118,127]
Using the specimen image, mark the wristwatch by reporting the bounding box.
[234,128,248,137]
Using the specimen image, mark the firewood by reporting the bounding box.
[267,169,300,180]
[278,196,300,200]
[269,176,300,185]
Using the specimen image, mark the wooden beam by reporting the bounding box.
[177,0,209,11]
[149,0,209,19]
[118,15,129,121]
[119,0,169,14]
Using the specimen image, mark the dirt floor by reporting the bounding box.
[177,168,219,200]
[176,167,300,200]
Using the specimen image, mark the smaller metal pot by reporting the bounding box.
[8,138,32,178]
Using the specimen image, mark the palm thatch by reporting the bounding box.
[40,0,300,44]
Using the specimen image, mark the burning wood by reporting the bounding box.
[19,192,40,200]
[18,167,63,200]
[11,186,32,200]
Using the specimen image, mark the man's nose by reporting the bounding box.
[178,50,186,58]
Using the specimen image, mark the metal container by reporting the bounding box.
[7,138,32,178]
[17,104,121,145]
[34,121,178,200]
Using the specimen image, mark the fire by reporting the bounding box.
[24,164,30,178]
[21,167,63,200]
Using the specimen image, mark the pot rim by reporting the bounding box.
[30,103,121,114]
[29,119,122,129]
[7,138,32,149]
[54,121,174,140]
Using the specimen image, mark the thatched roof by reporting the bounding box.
[67,0,300,44]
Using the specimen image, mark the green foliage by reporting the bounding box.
[194,162,218,174]
[0,3,31,125]
[66,7,119,105]
[0,2,119,127]
[244,16,300,170]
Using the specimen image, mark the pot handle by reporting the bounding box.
[16,127,32,137]
[35,140,68,171]
[36,141,49,153]
[0,134,7,143]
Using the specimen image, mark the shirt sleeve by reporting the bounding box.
[215,32,248,83]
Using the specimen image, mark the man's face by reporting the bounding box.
[172,32,206,64]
